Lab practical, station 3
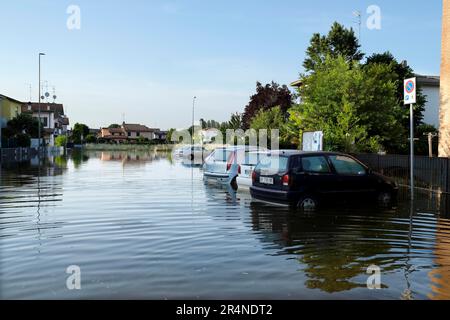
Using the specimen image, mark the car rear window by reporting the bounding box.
[256,156,288,174]
[213,149,232,162]
[243,152,267,165]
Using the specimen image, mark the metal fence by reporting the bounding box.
[354,153,450,194]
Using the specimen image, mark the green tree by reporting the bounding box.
[85,134,97,144]
[365,52,426,138]
[228,112,243,130]
[108,124,121,128]
[72,123,90,144]
[250,106,296,148]
[303,22,364,73]
[290,56,403,153]
[55,135,68,147]
[5,113,39,138]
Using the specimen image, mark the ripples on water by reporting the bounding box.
[0,150,449,300]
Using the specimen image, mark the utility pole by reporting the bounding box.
[192,96,197,146]
[425,132,439,157]
[38,53,45,155]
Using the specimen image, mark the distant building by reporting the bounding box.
[99,127,127,143]
[99,123,161,143]
[122,123,158,140]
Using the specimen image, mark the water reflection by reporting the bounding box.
[0,150,449,299]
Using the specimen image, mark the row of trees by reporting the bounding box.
[212,22,437,154]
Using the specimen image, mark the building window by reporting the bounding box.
[137,132,140,137]
[128,132,131,137]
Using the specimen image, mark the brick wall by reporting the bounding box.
[439,0,450,157]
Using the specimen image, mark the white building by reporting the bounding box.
[417,75,440,128]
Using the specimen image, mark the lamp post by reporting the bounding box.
[192,96,197,146]
[38,53,45,154]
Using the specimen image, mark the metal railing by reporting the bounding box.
[354,153,450,194]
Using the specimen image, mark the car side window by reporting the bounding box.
[301,156,331,174]
[329,155,366,175]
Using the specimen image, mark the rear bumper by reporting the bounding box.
[250,186,299,204]
[203,172,234,184]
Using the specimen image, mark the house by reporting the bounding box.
[154,130,168,141]
[99,123,162,143]
[99,127,127,143]
[122,123,157,140]
[21,103,56,146]
[23,103,69,137]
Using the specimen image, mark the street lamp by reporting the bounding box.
[38,53,45,153]
[192,96,197,146]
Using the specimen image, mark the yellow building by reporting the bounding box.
[439,0,450,157]
[0,94,22,128]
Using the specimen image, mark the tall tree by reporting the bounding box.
[290,56,405,153]
[303,22,364,73]
[242,81,293,129]
[228,112,243,130]
[72,123,90,144]
[365,52,426,133]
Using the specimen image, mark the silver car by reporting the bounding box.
[203,146,264,188]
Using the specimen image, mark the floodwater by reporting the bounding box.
[0,150,449,300]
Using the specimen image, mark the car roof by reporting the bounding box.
[266,150,351,157]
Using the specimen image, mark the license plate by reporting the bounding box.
[260,177,274,185]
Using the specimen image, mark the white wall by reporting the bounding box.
[422,85,440,128]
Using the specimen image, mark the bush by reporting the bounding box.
[85,134,97,144]
[55,135,68,147]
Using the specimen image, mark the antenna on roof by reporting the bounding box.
[352,10,362,44]
[52,86,57,103]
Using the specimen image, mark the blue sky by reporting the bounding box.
[0,0,443,129]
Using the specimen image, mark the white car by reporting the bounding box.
[203,146,266,188]
[236,151,269,188]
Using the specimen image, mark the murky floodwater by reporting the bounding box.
[1,150,450,300]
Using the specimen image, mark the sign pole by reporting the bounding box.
[404,77,416,202]
[410,103,414,201]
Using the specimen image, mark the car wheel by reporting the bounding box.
[297,195,318,211]
[377,191,392,207]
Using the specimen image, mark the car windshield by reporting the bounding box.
[256,155,288,174]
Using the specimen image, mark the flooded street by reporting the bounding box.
[1,150,450,300]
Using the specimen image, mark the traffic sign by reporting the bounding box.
[404,77,416,105]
